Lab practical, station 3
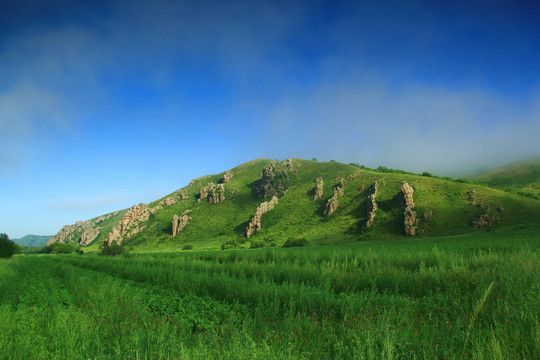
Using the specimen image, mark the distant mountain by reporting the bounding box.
[471,158,540,200]
[12,235,51,247]
[47,158,540,251]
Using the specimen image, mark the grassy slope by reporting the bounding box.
[118,159,540,251]
[471,158,540,199]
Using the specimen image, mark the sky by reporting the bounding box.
[1,0,540,238]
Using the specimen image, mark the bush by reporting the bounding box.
[182,244,193,250]
[250,241,264,249]
[221,243,235,250]
[0,233,18,259]
[39,242,79,254]
[421,171,434,177]
[100,243,125,256]
[76,249,85,255]
[282,237,308,248]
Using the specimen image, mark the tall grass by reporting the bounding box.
[1,228,538,359]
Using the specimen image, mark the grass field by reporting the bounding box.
[1,226,539,359]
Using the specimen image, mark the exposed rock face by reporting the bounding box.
[246,196,279,238]
[107,203,151,245]
[255,160,297,198]
[313,177,324,200]
[172,209,192,236]
[401,181,418,236]
[48,213,115,246]
[222,170,234,183]
[472,214,500,229]
[163,197,177,207]
[175,190,187,200]
[209,184,226,204]
[347,174,355,180]
[366,182,378,228]
[324,180,345,216]
[198,183,215,202]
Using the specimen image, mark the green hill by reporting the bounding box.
[471,158,540,200]
[48,158,540,251]
[12,235,51,247]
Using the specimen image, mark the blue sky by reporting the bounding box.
[1,0,539,238]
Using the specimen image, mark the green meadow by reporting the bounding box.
[1,226,538,359]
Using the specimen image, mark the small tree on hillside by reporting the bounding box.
[0,233,18,259]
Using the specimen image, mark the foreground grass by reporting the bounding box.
[1,227,539,359]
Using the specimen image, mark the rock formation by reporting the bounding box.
[472,214,500,229]
[197,182,216,204]
[208,184,226,204]
[401,181,418,236]
[163,197,177,207]
[246,196,279,238]
[106,203,151,245]
[313,177,324,200]
[48,212,115,246]
[172,209,192,236]
[324,180,345,216]
[366,182,378,228]
[255,160,297,198]
[222,170,234,183]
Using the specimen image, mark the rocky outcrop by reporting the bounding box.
[313,177,324,200]
[472,214,500,229]
[48,212,115,246]
[467,189,477,205]
[255,160,297,198]
[172,209,192,236]
[366,182,378,228]
[208,184,226,204]
[222,170,234,183]
[163,197,177,207]
[324,180,345,216]
[175,190,188,200]
[106,203,151,245]
[198,183,215,202]
[401,181,418,236]
[246,196,279,238]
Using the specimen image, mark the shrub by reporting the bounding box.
[182,244,193,250]
[0,233,18,259]
[250,241,264,249]
[221,243,235,250]
[282,237,308,248]
[421,171,434,177]
[311,157,317,161]
[43,242,78,254]
[100,243,125,256]
[76,249,85,255]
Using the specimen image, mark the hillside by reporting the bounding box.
[471,158,540,200]
[48,158,540,251]
[12,235,51,247]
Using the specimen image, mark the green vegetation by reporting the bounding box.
[1,226,539,359]
[99,243,125,256]
[472,158,540,200]
[90,158,540,252]
[11,235,51,248]
[0,233,19,258]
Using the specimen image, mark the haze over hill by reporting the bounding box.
[1,0,539,238]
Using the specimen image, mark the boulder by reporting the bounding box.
[401,181,417,236]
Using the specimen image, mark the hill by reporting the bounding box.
[471,158,540,200]
[47,158,540,251]
[12,235,51,247]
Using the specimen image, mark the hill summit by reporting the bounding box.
[48,158,540,250]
